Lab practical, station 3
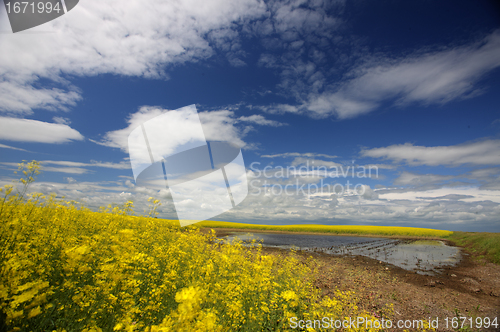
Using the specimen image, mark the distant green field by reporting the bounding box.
[446,231,500,264]
[195,220,453,238]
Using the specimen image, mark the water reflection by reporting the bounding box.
[221,232,461,276]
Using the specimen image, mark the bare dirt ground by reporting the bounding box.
[210,228,500,331]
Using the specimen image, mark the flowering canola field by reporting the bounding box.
[196,221,452,238]
[0,162,396,331]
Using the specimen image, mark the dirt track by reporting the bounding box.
[259,247,500,331]
[209,228,500,331]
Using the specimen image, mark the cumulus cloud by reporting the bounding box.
[225,155,500,227]
[0,176,179,218]
[0,0,267,114]
[361,139,500,166]
[0,117,84,143]
[218,174,500,227]
[197,110,247,146]
[360,185,379,200]
[65,177,78,184]
[94,105,283,153]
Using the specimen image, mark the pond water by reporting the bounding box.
[220,232,462,276]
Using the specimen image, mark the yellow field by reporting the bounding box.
[195,221,453,238]
[0,162,398,331]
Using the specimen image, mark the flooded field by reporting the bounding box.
[221,232,462,276]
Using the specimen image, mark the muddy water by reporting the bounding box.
[221,232,461,276]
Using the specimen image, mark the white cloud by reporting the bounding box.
[218,174,500,226]
[65,177,78,184]
[305,30,500,118]
[361,139,500,166]
[289,157,343,169]
[467,167,500,190]
[95,105,282,153]
[360,185,379,200]
[257,53,278,68]
[379,187,500,204]
[225,157,500,227]
[261,152,337,158]
[198,110,247,146]
[238,114,284,126]
[1,162,498,228]
[0,176,178,217]
[41,166,90,174]
[0,160,130,174]
[53,116,72,125]
[41,160,131,169]
[258,104,300,115]
[0,81,82,115]
[394,172,455,186]
[0,0,267,114]
[0,143,29,152]
[245,0,345,103]
[0,163,88,175]
[255,30,500,120]
[0,117,84,143]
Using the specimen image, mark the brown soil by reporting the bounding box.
[209,228,500,331]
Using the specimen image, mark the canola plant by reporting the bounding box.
[0,161,394,331]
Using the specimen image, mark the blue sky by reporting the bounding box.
[1,0,500,231]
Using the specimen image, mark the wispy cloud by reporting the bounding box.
[256,30,500,120]
[305,30,500,118]
[0,81,82,116]
[361,139,500,166]
[40,166,90,174]
[238,114,284,127]
[393,171,455,186]
[41,160,131,170]
[0,143,29,152]
[0,117,84,143]
[261,152,337,158]
[0,160,130,174]
[53,116,72,125]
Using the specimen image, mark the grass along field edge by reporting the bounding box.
[446,231,500,264]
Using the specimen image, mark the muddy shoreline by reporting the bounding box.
[205,227,500,331]
[262,246,500,331]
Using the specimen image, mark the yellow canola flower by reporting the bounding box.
[27,306,42,318]
[0,163,393,332]
[281,290,298,301]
